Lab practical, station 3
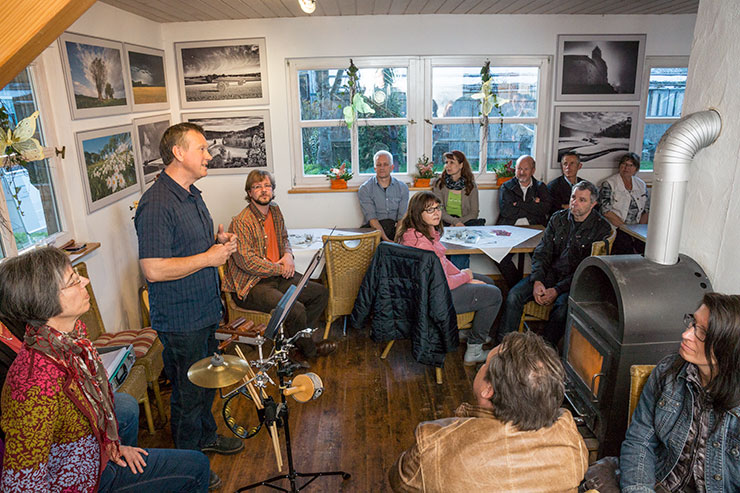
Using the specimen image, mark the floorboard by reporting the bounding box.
[138,324,477,492]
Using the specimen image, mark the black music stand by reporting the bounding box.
[236,237,351,492]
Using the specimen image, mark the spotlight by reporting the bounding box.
[299,0,316,14]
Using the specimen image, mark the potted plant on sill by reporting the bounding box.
[494,159,515,187]
[413,155,436,187]
[325,161,353,189]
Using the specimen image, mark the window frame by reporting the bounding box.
[424,56,550,183]
[636,56,689,181]
[0,56,72,259]
[287,56,420,188]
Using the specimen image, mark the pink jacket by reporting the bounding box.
[400,229,469,290]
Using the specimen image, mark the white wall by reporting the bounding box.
[680,0,740,292]
[44,2,696,331]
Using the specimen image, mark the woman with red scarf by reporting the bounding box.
[0,247,210,492]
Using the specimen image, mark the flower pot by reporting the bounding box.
[330,178,347,189]
[414,178,431,188]
[496,176,514,187]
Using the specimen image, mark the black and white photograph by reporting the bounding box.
[124,43,169,112]
[552,106,639,169]
[132,114,171,189]
[182,110,273,174]
[175,38,269,109]
[58,32,131,119]
[556,34,646,101]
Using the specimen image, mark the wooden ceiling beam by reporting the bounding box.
[0,0,97,90]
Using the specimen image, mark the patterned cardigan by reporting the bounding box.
[1,342,112,492]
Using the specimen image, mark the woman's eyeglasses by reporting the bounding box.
[62,273,84,290]
[683,313,707,342]
[423,205,441,214]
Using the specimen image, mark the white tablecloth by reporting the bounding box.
[288,228,360,278]
[441,226,541,262]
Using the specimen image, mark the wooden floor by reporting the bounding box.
[138,324,478,492]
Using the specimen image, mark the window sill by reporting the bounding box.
[65,242,101,264]
[288,183,505,194]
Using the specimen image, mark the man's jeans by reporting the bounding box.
[233,273,328,358]
[99,448,210,492]
[497,276,569,346]
[157,324,219,450]
[114,392,139,447]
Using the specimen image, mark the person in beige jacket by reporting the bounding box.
[389,331,588,493]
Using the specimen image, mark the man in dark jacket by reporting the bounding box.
[495,155,551,288]
[547,151,584,216]
[496,180,611,346]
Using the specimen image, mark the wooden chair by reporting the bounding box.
[322,231,381,339]
[217,265,272,328]
[73,262,166,423]
[628,364,656,425]
[381,311,475,385]
[517,228,618,333]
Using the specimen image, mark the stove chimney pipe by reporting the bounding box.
[645,109,721,265]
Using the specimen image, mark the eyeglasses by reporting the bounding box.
[250,184,273,191]
[62,273,84,290]
[683,313,707,342]
[423,205,442,214]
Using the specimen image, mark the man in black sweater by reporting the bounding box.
[547,151,584,216]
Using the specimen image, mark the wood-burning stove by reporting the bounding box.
[563,253,711,456]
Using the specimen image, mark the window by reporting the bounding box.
[289,57,415,186]
[429,60,544,177]
[638,57,688,172]
[288,56,547,187]
[0,64,65,258]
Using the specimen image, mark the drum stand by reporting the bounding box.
[236,326,350,492]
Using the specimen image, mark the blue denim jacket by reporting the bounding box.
[620,355,740,492]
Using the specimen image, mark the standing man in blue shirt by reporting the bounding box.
[134,122,242,490]
[358,150,409,242]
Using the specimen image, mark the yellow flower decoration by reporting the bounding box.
[0,111,44,162]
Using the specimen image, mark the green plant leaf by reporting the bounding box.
[352,93,375,115]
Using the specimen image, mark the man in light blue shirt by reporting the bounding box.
[358,150,409,241]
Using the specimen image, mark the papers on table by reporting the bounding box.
[288,228,359,278]
[441,226,541,262]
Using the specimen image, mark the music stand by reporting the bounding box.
[237,230,351,492]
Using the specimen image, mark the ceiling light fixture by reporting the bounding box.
[299,0,316,14]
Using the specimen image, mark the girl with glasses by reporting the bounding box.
[396,192,501,365]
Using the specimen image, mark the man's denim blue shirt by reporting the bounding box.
[357,175,409,224]
[134,171,222,332]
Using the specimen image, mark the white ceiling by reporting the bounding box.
[99,0,699,23]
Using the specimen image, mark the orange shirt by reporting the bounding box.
[264,210,281,264]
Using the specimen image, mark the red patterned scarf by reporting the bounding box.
[24,320,119,446]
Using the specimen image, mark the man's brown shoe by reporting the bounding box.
[314,340,338,357]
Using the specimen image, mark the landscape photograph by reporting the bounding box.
[127,46,168,107]
[183,110,273,173]
[553,107,638,169]
[64,39,127,109]
[133,115,171,185]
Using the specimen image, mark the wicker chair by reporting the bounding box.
[118,364,156,434]
[217,265,272,328]
[517,228,617,333]
[322,231,382,339]
[628,364,656,425]
[73,262,166,423]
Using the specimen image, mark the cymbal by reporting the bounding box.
[188,353,250,388]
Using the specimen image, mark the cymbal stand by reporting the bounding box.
[235,324,351,492]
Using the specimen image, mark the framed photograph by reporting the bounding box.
[552,106,639,169]
[124,43,169,112]
[182,109,273,174]
[556,34,646,101]
[75,125,140,213]
[132,114,171,189]
[175,38,269,108]
[58,32,131,119]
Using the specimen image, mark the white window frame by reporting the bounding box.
[425,56,550,184]
[636,56,689,181]
[287,56,420,188]
[0,56,72,258]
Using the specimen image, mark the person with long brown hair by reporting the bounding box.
[433,150,481,227]
[396,192,501,365]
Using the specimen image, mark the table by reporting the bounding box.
[619,224,648,243]
[288,228,363,278]
[440,226,543,262]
